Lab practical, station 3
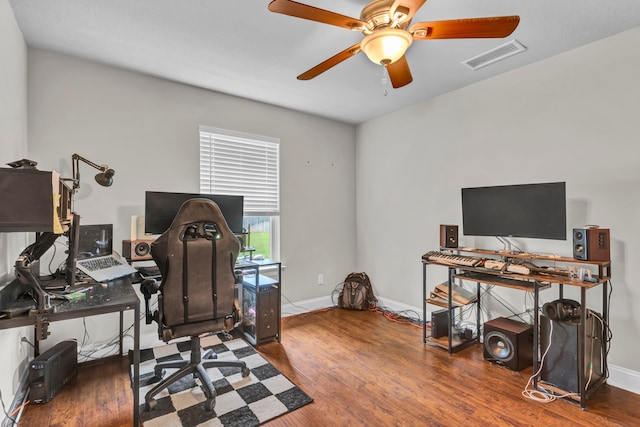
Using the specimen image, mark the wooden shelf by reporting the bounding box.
[425,259,608,288]
[425,298,462,309]
[537,377,607,403]
[425,335,477,352]
[452,247,610,265]
[453,271,552,291]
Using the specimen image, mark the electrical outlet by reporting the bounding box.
[317,273,324,285]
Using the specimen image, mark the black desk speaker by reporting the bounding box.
[573,228,610,261]
[123,239,153,261]
[483,317,533,371]
[440,225,458,248]
[573,228,588,260]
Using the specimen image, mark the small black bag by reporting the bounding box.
[338,272,377,310]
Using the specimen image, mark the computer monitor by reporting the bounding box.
[76,224,113,259]
[461,182,567,240]
[144,191,244,235]
[0,167,55,232]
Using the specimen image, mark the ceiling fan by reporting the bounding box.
[268,0,520,88]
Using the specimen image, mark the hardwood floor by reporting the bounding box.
[16,308,640,426]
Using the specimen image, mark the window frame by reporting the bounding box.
[199,126,280,260]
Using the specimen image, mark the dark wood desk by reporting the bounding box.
[0,277,141,426]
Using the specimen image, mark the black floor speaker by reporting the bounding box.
[483,317,533,371]
[540,313,604,393]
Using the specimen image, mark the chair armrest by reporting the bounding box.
[140,279,160,324]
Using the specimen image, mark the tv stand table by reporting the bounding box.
[422,247,611,409]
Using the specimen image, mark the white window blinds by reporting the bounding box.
[199,126,280,216]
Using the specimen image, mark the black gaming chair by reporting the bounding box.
[140,198,249,411]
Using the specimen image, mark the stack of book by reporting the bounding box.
[429,282,477,306]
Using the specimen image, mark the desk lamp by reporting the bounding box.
[65,154,115,210]
[61,153,116,285]
[2,155,115,339]
[70,153,115,189]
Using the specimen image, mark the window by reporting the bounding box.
[199,126,280,260]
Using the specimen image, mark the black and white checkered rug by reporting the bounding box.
[132,334,313,427]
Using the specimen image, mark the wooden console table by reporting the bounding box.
[422,247,610,408]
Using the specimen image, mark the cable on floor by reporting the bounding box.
[369,306,422,328]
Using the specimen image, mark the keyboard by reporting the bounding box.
[76,255,138,282]
[422,251,482,267]
[78,257,122,271]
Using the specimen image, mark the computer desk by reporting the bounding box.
[0,277,141,426]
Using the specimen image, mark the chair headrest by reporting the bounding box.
[169,198,233,236]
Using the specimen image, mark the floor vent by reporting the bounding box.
[462,39,526,70]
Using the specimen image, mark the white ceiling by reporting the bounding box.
[9,0,640,124]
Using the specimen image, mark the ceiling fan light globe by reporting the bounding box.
[361,28,412,65]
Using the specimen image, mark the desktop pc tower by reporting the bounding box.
[29,340,78,403]
[431,309,449,339]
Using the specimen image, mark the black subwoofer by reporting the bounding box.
[483,317,533,371]
[540,313,604,393]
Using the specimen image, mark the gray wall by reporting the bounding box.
[26,48,357,349]
[0,0,33,412]
[356,27,640,381]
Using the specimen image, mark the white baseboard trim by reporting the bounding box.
[281,296,334,317]
[281,295,639,396]
[607,364,640,395]
[281,296,424,318]
[376,297,424,320]
[4,365,30,427]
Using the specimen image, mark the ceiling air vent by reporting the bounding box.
[462,40,526,71]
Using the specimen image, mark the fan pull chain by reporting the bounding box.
[381,66,389,96]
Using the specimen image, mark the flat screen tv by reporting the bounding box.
[145,191,244,235]
[461,182,566,240]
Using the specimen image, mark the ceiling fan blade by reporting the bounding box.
[390,0,428,22]
[268,0,367,31]
[386,56,413,88]
[410,16,520,40]
[297,43,362,80]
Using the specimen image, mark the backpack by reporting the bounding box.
[338,272,377,310]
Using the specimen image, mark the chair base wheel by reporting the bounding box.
[153,369,166,381]
[241,367,250,377]
[204,397,216,411]
[145,399,157,411]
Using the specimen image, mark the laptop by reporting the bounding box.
[75,224,138,282]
